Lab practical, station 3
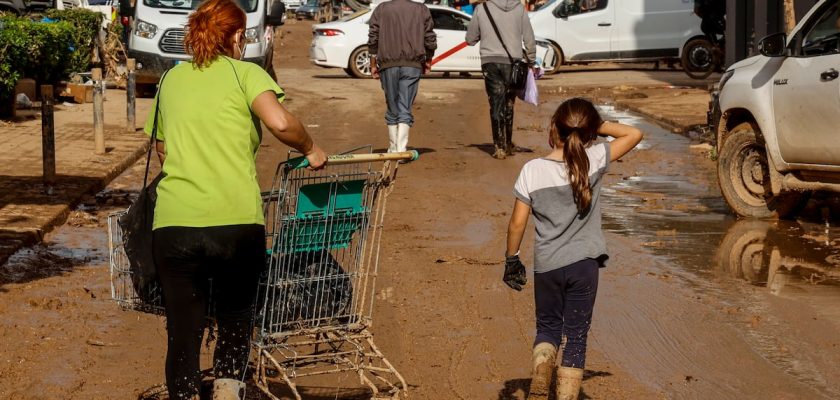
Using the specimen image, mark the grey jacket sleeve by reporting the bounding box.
[465,7,481,46]
[424,7,437,59]
[522,8,536,62]
[367,6,380,56]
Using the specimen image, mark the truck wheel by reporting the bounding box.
[715,220,772,284]
[542,43,563,75]
[681,37,717,80]
[348,46,371,79]
[717,122,805,219]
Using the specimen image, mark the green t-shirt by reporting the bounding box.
[144,56,284,230]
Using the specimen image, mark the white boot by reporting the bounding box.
[396,123,410,153]
[387,125,398,153]
[213,378,246,400]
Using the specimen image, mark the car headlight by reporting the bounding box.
[719,69,735,90]
[245,27,260,44]
[134,19,158,39]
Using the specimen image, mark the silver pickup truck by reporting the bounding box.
[710,0,840,218]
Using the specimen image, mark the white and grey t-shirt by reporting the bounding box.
[514,142,610,273]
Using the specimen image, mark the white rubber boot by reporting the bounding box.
[556,366,584,400]
[396,123,410,153]
[527,342,557,400]
[387,125,398,153]
[212,378,246,400]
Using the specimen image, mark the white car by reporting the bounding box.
[711,0,840,218]
[310,6,553,78]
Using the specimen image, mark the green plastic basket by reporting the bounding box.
[276,179,368,253]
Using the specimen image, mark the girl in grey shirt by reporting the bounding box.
[504,98,643,400]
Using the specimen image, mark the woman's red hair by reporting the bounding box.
[184,0,246,68]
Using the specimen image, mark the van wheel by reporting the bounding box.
[348,46,371,79]
[542,43,563,75]
[681,37,718,79]
[717,122,805,219]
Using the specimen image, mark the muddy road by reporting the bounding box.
[1,19,840,399]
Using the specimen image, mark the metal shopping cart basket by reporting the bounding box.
[108,146,417,399]
[254,147,416,399]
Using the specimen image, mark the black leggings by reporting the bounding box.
[534,258,600,369]
[153,224,265,400]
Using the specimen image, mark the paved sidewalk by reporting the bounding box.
[0,90,152,265]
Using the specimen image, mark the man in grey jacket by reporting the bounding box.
[368,0,437,154]
[466,0,536,159]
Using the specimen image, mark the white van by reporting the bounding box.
[119,0,285,89]
[530,0,703,73]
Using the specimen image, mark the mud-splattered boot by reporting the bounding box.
[556,366,584,400]
[491,119,506,159]
[527,342,557,400]
[212,378,246,400]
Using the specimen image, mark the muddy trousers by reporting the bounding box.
[153,224,266,400]
[534,258,600,369]
[481,63,516,151]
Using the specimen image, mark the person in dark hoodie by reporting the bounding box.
[368,0,437,154]
[466,0,536,159]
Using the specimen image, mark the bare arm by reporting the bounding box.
[506,199,531,257]
[155,141,166,164]
[251,91,327,168]
[599,121,644,162]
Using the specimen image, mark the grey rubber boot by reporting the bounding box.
[556,366,584,400]
[527,342,557,400]
[212,378,246,400]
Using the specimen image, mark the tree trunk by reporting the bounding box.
[783,0,797,34]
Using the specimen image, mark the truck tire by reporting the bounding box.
[681,37,717,80]
[717,122,805,219]
[542,42,563,75]
[347,46,371,79]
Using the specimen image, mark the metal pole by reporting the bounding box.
[126,58,136,133]
[93,67,106,154]
[41,85,56,194]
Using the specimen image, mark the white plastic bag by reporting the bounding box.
[517,68,540,106]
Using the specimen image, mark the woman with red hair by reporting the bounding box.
[142,0,326,398]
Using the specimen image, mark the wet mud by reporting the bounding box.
[1,19,839,400]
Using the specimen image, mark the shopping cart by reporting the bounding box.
[254,147,415,399]
[108,147,417,399]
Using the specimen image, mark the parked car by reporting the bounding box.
[310,6,553,78]
[711,0,840,218]
[283,0,302,12]
[118,0,285,91]
[295,0,319,20]
[0,0,52,14]
[530,0,703,74]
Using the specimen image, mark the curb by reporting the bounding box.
[0,140,149,267]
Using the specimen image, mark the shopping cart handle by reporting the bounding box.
[287,150,420,170]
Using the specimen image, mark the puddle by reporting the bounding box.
[598,106,840,397]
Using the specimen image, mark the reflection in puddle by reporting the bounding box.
[598,106,840,396]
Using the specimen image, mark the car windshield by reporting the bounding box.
[304,0,317,6]
[339,9,368,22]
[143,0,258,13]
[533,0,557,11]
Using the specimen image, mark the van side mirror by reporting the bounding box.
[759,32,787,57]
[118,0,134,18]
[553,3,570,18]
[267,0,286,26]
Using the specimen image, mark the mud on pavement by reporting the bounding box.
[2,19,840,400]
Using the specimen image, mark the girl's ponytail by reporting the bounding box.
[550,98,603,214]
[562,132,592,212]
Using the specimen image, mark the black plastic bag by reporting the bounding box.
[119,173,164,306]
[262,251,353,329]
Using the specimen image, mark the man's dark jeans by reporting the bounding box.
[481,62,516,152]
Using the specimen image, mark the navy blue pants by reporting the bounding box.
[534,258,600,369]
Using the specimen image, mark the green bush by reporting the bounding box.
[46,9,104,73]
[0,16,76,112]
[0,10,103,116]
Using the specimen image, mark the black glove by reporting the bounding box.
[503,254,527,291]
